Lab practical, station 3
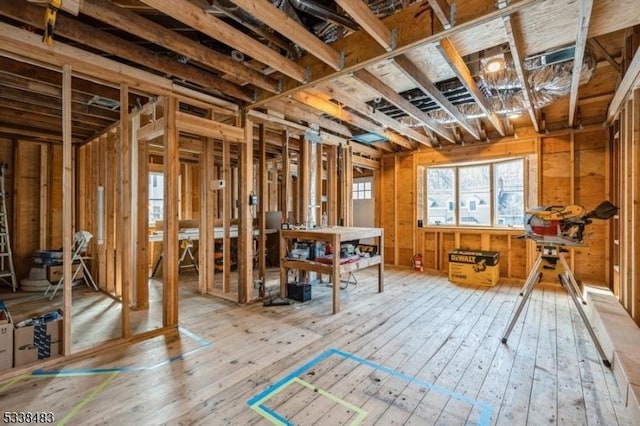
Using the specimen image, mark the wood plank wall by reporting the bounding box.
[381,129,610,285]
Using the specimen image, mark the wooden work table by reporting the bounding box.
[279,226,384,314]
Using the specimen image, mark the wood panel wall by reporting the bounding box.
[381,129,610,285]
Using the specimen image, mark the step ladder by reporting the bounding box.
[0,163,17,292]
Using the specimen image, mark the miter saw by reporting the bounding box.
[503,200,618,368]
[523,200,618,245]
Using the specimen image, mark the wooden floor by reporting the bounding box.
[0,267,630,425]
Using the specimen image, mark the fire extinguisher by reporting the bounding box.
[413,254,423,271]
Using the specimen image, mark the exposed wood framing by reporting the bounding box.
[568,0,594,127]
[428,0,454,29]
[226,0,342,70]
[175,112,244,143]
[200,137,215,295]
[321,82,430,145]
[291,91,408,151]
[437,38,506,136]
[502,14,539,132]
[238,116,254,303]
[336,0,394,51]
[258,123,267,293]
[39,144,49,248]
[607,46,640,124]
[138,0,305,82]
[353,69,454,144]
[222,140,232,293]
[392,54,480,139]
[265,98,353,138]
[0,0,254,102]
[588,38,621,73]
[134,122,149,310]
[62,63,73,355]
[119,82,131,337]
[163,96,179,326]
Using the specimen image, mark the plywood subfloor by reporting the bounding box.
[0,268,630,425]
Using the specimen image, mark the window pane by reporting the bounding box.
[459,165,490,225]
[149,172,164,223]
[494,159,524,227]
[427,168,455,225]
[364,190,372,199]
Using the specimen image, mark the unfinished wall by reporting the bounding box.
[381,128,610,285]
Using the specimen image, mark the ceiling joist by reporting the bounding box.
[428,0,454,30]
[392,54,480,139]
[336,0,395,51]
[226,0,342,70]
[321,82,433,146]
[137,0,306,82]
[353,69,455,144]
[502,14,539,132]
[437,37,506,136]
[568,0,594,127]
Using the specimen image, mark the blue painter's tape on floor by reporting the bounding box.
[247,348,493,426]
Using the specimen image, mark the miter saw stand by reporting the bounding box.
[501,242,610,367]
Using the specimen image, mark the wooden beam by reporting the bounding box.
[352,155,380,170]
[226,0,341,70]
[27,0,79,15]
[76,0,276,93]
[254,0,538,104]
[258,124,267,294]
[428,0,454,29]
[607,46,640,124]
[588,38,621,73]
[437,37,506,136]
[353,69,455,144]
[264,98,353,137]
[62,63,73,356]
[0,0,253,102]
[119,82,131,338]
[0,22,173,96]
[291,91,404,151]
[139,0,305,82]
[502,15,539,132]
[163,97,179,326]
[336,0,394,51]
[247,109,307,134]
[134,119,149,310]
[175,112,244,143]
[319,83,432,145]
[568,0,594,127]
[392,54,481,139]
[238,116,254,303]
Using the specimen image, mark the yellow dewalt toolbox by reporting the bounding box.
[448,249,500,286]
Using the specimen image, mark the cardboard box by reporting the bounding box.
[448,249,500,286]
[0,310,13,371]
[46,263,83,282]
[14,311,62,367]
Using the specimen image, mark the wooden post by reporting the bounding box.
[62,64,73,356]
[258,124,267,294]
[316,142,323,222]
[300,135,310,226]
[200,137,215,294]
[238,115,254,303]
[163,96,179,326]
[105,132,116,295]
[222,140,231,293]
[134,119,149,310]
[327,145,338,226]
[281,130,290,223]
[119,82,131,338]
[39,144,49,249]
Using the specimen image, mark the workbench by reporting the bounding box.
[279,226,384,314]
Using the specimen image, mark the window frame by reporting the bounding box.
[419,157,525,229]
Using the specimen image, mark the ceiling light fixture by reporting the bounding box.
[484,56,505,73]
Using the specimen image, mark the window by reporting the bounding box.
[353,181,372,200]
[149,171,164,224]
[418,158,525,227]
